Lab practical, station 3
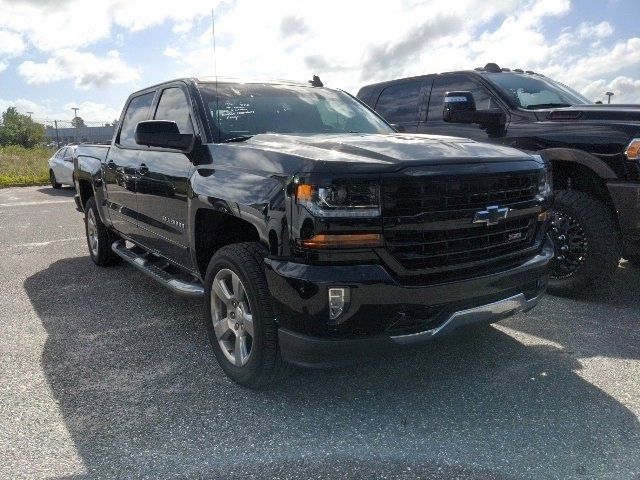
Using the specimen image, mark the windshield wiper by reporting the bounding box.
[525,103,572,110]
[223,135,253,143]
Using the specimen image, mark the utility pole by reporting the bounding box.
[26,111,33,119]
[605,91,614,104]
[71,107,79,143]
[54,120,60,147]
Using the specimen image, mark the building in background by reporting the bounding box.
[43,123,116,145]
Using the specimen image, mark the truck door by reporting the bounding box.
[373,80,429,133]
[104,91,155,238]
[134,85,195,268]
[420,74,507,142]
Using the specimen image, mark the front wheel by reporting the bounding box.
[204,242,290,388]
[547,190,620,295]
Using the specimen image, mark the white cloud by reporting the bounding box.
[543,37,640,90]
[577,21,613,39]
[581,76,640,104]
[18,49,140,89]
[0,29,25,72]
[0,98,121,122]
[0,0,222,52]
[163,0,577,93]
[0,30,24,56]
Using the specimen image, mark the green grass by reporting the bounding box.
[0,145,54,187]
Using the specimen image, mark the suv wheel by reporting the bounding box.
[50,170,61,189]
[204,242,289,388]
[84,196,121,266]
[548,190,620,295]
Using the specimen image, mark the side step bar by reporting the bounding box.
[111,240,204,298]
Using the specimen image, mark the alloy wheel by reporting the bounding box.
[210,268,254,367]
[86,208,99,256]
[550,209,588,279]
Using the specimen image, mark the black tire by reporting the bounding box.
[548,190,620,296]
[204,242,290,388]
[84,196,121,266]
[49,170,61,189]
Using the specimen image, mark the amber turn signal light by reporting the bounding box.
[302,233,382,249]
[538,210,550,222]
[625,138,640,161]
[296,184,314,201]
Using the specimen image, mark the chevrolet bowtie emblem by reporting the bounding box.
[473,205,510,226]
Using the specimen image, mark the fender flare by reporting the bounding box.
[538,148,617,180]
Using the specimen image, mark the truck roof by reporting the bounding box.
[358,63,547,90]
[128,77,323,97]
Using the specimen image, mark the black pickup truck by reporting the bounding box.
[357,64,640,295]
[74,78,553,387]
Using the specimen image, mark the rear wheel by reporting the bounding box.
[548,190,620,295]
[204,242,290,388]
[84,196,121,266]
[49,170,61,189]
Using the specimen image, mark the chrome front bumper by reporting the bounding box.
[390,292,541,345]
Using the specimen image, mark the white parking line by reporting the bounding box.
[0,199,75,208]
[11,237,84,248]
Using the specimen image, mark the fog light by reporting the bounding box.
[328,287,350,320]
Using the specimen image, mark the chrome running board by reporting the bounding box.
[111,240,204,298]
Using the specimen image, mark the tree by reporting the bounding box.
[71,116,86,128]
[0,107,45,147]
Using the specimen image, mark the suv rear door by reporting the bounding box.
[134,84,195,268]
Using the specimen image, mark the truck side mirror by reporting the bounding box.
[443,91,476,123]
[135,120,194,151]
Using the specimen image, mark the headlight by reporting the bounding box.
[538,169,552,196]
[296,182,381,217]
[625,138,640,161]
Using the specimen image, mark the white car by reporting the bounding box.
[48,146,76,189]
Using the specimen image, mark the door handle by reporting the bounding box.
[138,163,149,175]
[107,160,116,169]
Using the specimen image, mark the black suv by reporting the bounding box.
[74,78,552,387]
[357,63,640,295]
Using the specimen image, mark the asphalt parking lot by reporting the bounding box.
[1,186,639,479]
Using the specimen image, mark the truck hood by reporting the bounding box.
[229,133,535,174]
[537,105,640,123]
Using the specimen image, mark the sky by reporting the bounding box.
[0,0,639,123]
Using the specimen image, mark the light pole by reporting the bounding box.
[71,107,79,143]
[605,91,614,104]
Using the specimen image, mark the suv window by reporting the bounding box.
[55,148,66,159]
[375,81,423,123]
[427,75,497,121]
[154,87,194,134]
[118,92,155,147]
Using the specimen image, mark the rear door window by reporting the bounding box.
[374,81,424,123]
[153,87,194,134]
[118,92,155,147]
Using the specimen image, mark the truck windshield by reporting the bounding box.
[484,73,591,109]
[199,83,394,142]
